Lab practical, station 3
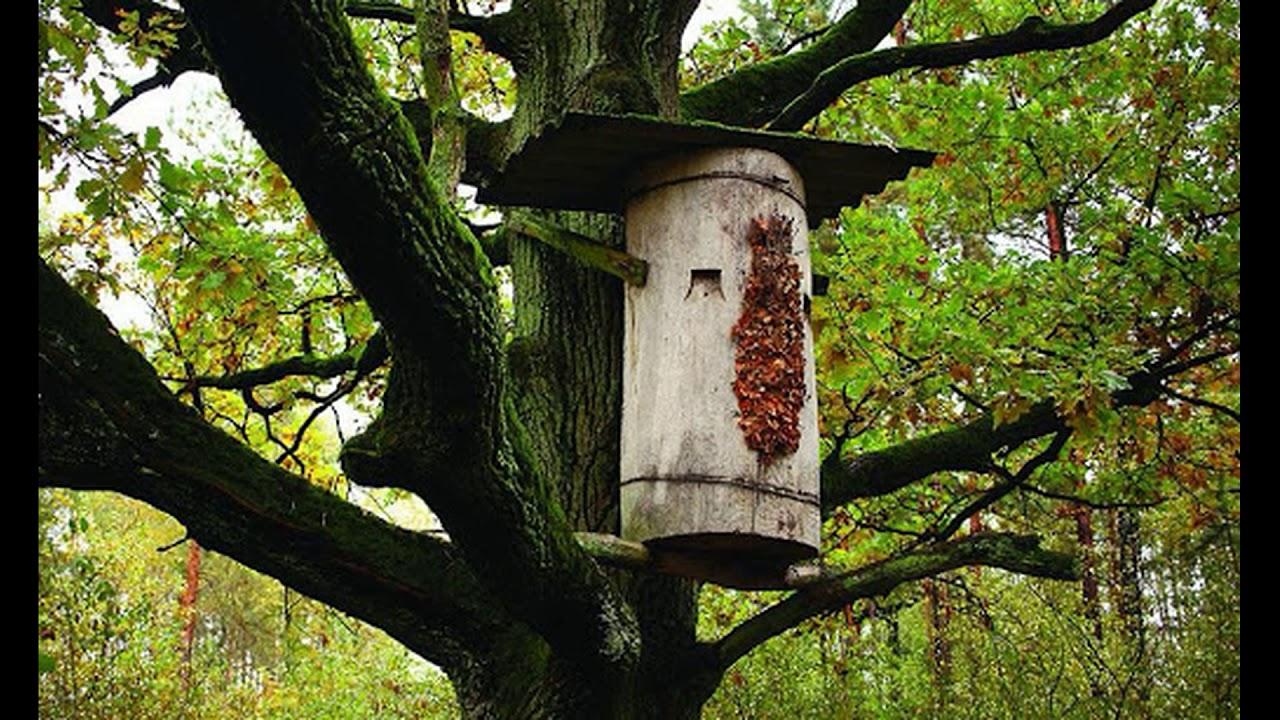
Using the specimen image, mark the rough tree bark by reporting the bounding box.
[37,1,1173,717]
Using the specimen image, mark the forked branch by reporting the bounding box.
[680,0,912,127]
[928,429,1071,542]
[179,330,388,391]
[768,0,1157,131]
[820,338,1240,514]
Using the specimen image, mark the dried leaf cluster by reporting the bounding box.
[731,214,806,463]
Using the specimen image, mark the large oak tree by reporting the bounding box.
[38,0,1238,716]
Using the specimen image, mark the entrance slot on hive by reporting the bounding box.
[619,147,820,587]
[687,268,723,299]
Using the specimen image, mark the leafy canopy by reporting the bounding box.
[38,0,1238,716]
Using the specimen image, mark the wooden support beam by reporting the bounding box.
[575,532,825,589]
[575,532,651,569]
[507,215,648,286]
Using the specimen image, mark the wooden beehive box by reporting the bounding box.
[480,113,933,587]
[619,146,820,579]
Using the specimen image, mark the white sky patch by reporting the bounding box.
[683,0,744,51]
[117,73,247,162]
[42,39,245,332]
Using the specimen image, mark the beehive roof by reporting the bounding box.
[476,112,935,226]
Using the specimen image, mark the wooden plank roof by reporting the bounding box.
[475,112,935,226]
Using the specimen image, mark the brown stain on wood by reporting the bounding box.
[731,214,805,463]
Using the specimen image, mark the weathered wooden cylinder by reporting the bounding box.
[620,147,820,588]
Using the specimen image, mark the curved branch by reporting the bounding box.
[930,429,1070,542]
[183,329,388,390]
[1152,348,1238,381]
[768,0,1157,131]
[1161,386,1240,423]
[1019,485,1168,510]
[38,258,509,673]
[1155,312,1238,367]
[821,398,1060,512]
[710,533,1077,672]
[107,71,179,117]
[680,0,913,127]
[821,328,1238,515]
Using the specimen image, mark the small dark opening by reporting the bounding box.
[687,268,723,299]
[811,273,830,297]
[803,294,812,317]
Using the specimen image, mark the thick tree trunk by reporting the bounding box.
[1073,503,1105,700]
[1108,507,1150,716]
[921,578,952,705]
[455,2,709,716]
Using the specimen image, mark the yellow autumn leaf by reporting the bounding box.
[120,158,146,194]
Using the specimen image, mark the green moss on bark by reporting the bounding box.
[679,0,911,127]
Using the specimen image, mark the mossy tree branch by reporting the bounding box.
[415,0,467,191]
[709,533,1078,673]
[177,0,639,678]
[820,341,1236,514]
[821,397,1071,512]
[38,258,516,676]
[928,429,1071,542]
[679,0,912,127]
[767,0,1157,131]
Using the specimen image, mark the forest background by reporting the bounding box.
[38,0,1239,717]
